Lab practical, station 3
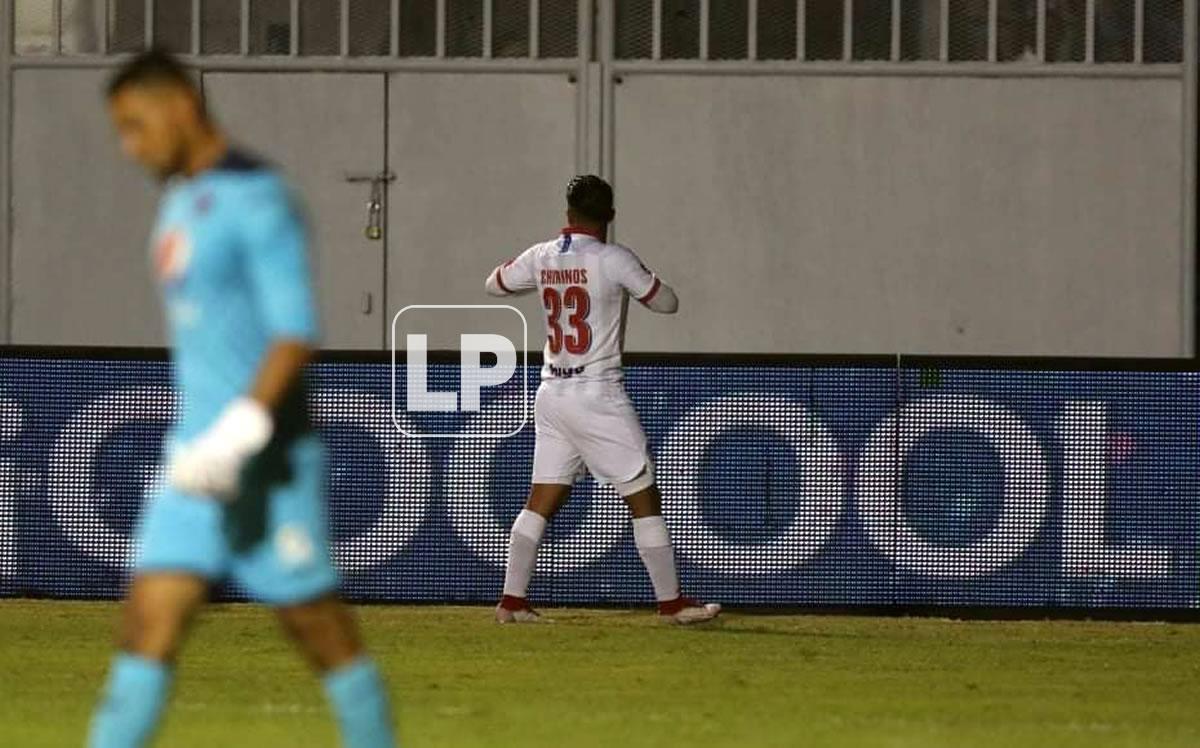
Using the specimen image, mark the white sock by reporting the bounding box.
[632,515,680,602]
[502,509,547,598]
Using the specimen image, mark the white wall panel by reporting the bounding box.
[11,69,162,345]
[386,72,580,350]
[612,75,1184,355]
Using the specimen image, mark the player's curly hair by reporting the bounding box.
[566,175,615,223]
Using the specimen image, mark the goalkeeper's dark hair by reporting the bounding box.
[107,47,199,100]
[566,175,615,223]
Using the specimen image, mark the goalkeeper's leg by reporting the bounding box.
[277,595,396,748]
[88,573,209,748]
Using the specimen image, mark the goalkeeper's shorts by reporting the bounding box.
[135,433,339,606]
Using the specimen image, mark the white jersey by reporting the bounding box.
[493,229,663,383]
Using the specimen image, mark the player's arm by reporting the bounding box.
[249,339,314,409]
[241,181,320,407]
[169,182,317,501]
[485,246,539,296]
[605,245,679,314]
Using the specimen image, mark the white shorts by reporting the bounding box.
[532,380,651,486]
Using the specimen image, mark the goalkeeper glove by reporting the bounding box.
[169,397,274,502]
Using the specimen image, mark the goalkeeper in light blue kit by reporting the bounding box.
[89,49,396,748]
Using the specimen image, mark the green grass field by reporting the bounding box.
[2,600,1199,747]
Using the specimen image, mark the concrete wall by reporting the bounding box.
[3,67,1192,354]
[11,69,162,346]
[611,75,1187,355]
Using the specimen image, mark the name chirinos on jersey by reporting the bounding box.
[486,228,677,382]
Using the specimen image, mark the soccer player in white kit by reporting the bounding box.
[484,175,721,625]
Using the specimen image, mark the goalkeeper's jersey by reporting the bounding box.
[491,229,664,384]
[150,150,318,441]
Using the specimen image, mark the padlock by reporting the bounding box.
[344,171,395,242]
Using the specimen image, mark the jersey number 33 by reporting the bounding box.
[543,285,592,354]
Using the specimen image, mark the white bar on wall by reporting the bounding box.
[842,0,852,61]
[890,0,900,61]
[290,0,299,55]
[594,3,611,172]
[987,0,997,62]
[598,1,615,182]
[145,0,154,48]
[436,0,446,57]
[577,0,591,61]
[748,0,758,60]
[1,0,12,59]
[191,0,200,55]
[0,0,11,339]
[1182,0,1198,353]
[52,0,62,54]
[584,59,601,173]
[939,0,949,61]
[483,0,493,58]
[1085,0,1095,63]
[797,0,805,61]
[699,0,709,60]
[340,0,350,56]
[391,0,401,56]
[240,0,250,55]
[586,3,606,183]
[652,0,662,60]
[1037,0,1046,62]
[1134,0,1144,63]
[1,0,10,59]
[529,0,540,59]
[101,0,112,55]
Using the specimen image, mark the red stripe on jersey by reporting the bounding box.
[638,277,662,304]
[494,266,512,293]
[560,226,605,240]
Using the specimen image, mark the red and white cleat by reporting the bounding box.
[495,595,544,624]
[658,596,722,625]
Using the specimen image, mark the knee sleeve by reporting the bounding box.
[614,465,655,497]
